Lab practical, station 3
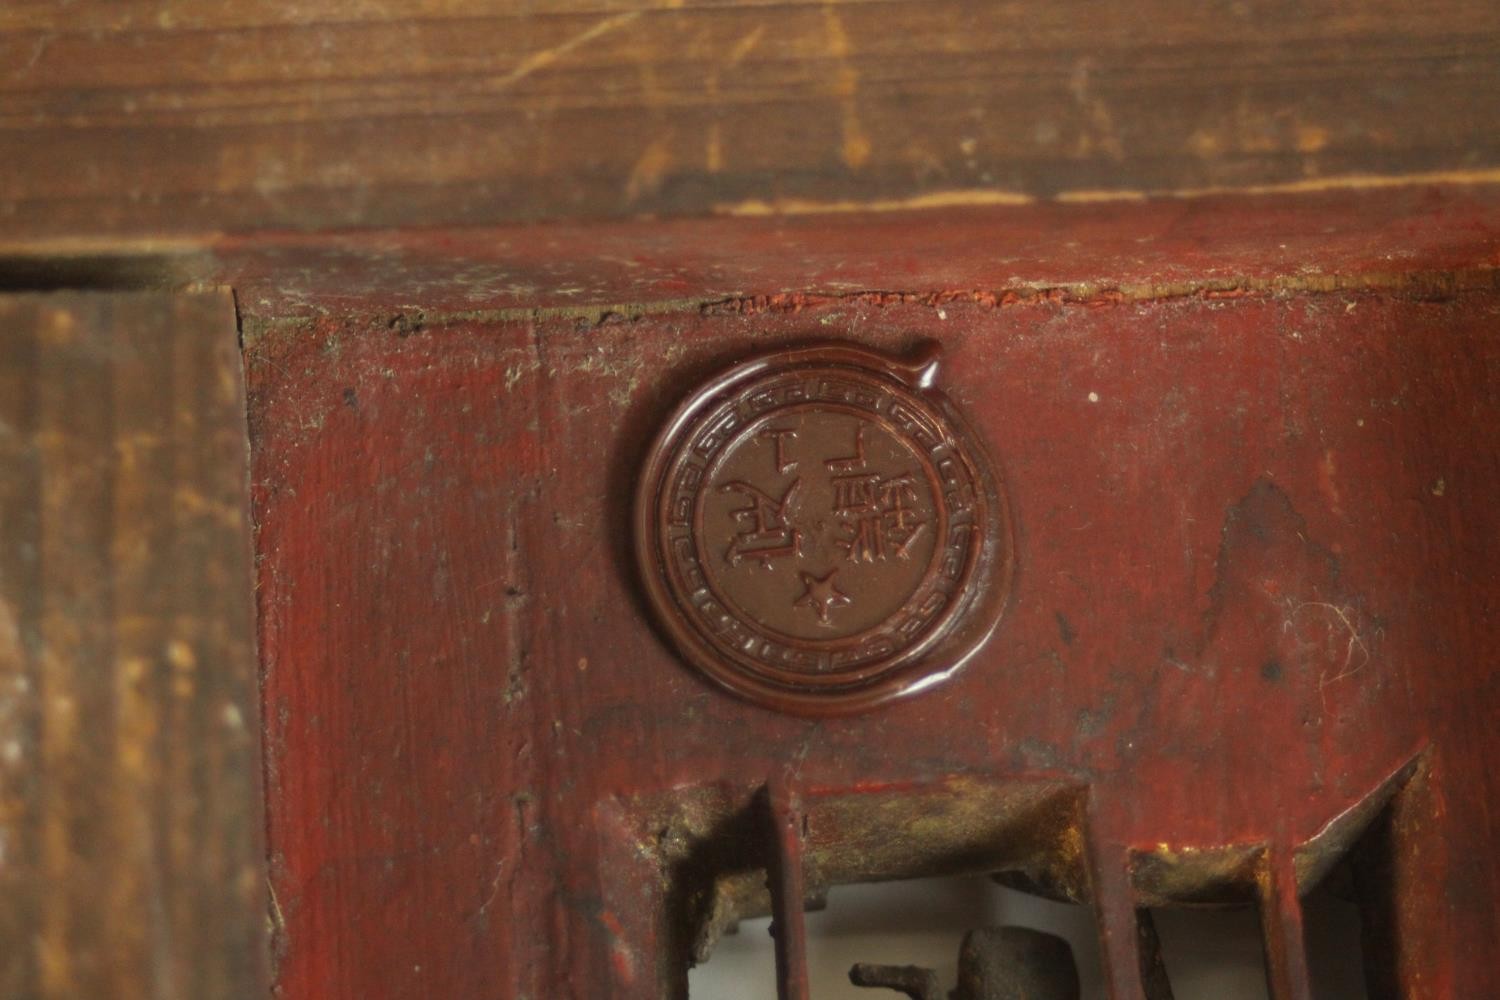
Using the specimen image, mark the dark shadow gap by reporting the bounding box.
[1303,861,1370,1000]
[0,254,205,292]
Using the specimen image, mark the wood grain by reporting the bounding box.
[0,292,265,1000]
[248,267,1500,998]
[4,0,1500,245]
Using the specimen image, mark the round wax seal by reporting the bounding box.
[635,343,1012,714]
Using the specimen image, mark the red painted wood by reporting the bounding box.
[1260,848,1312,1000]
[223,185,1500,319]
[767,783,810,1000]
[247,199,1500,999]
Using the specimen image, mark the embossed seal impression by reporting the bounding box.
[635,343,1012,713]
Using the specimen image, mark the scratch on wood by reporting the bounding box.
[726,24,765,66]
[719,168,1500,216]
[626,136,674,202]
[1284,600,1378,710]
[705,122,724,173]
[13,33,53,80]
[490,11,641,92]
[1069,58,1124,161]
[821,4,871,170]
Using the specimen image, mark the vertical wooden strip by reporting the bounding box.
[0,291,264,1000]
[1259,847,1313,1000]
[765,780,810,1000]
[36,294,118,997]
[109,293,171,1000]
[1087,839,1153,1000]
[0,291,43,1000]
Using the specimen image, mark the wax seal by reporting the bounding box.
[635,343,1011,714]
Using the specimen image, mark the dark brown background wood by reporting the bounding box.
[0,292,266,1000]
[3,0,1500,246]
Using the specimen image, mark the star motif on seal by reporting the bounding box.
[793,569,852,626]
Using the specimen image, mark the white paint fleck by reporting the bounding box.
[1087,391,1100,403]
[936,309,948,320]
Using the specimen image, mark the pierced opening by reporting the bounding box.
[1302,862,1369,1000]
[1150,906,1271,1000]
[689,875,1102,999]
[619,758,1424,999]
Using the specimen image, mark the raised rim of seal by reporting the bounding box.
[634,342,1013,714]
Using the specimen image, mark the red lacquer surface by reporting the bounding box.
[248,196,1500,1000]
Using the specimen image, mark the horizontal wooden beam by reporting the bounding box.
[3,0,1499,245]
